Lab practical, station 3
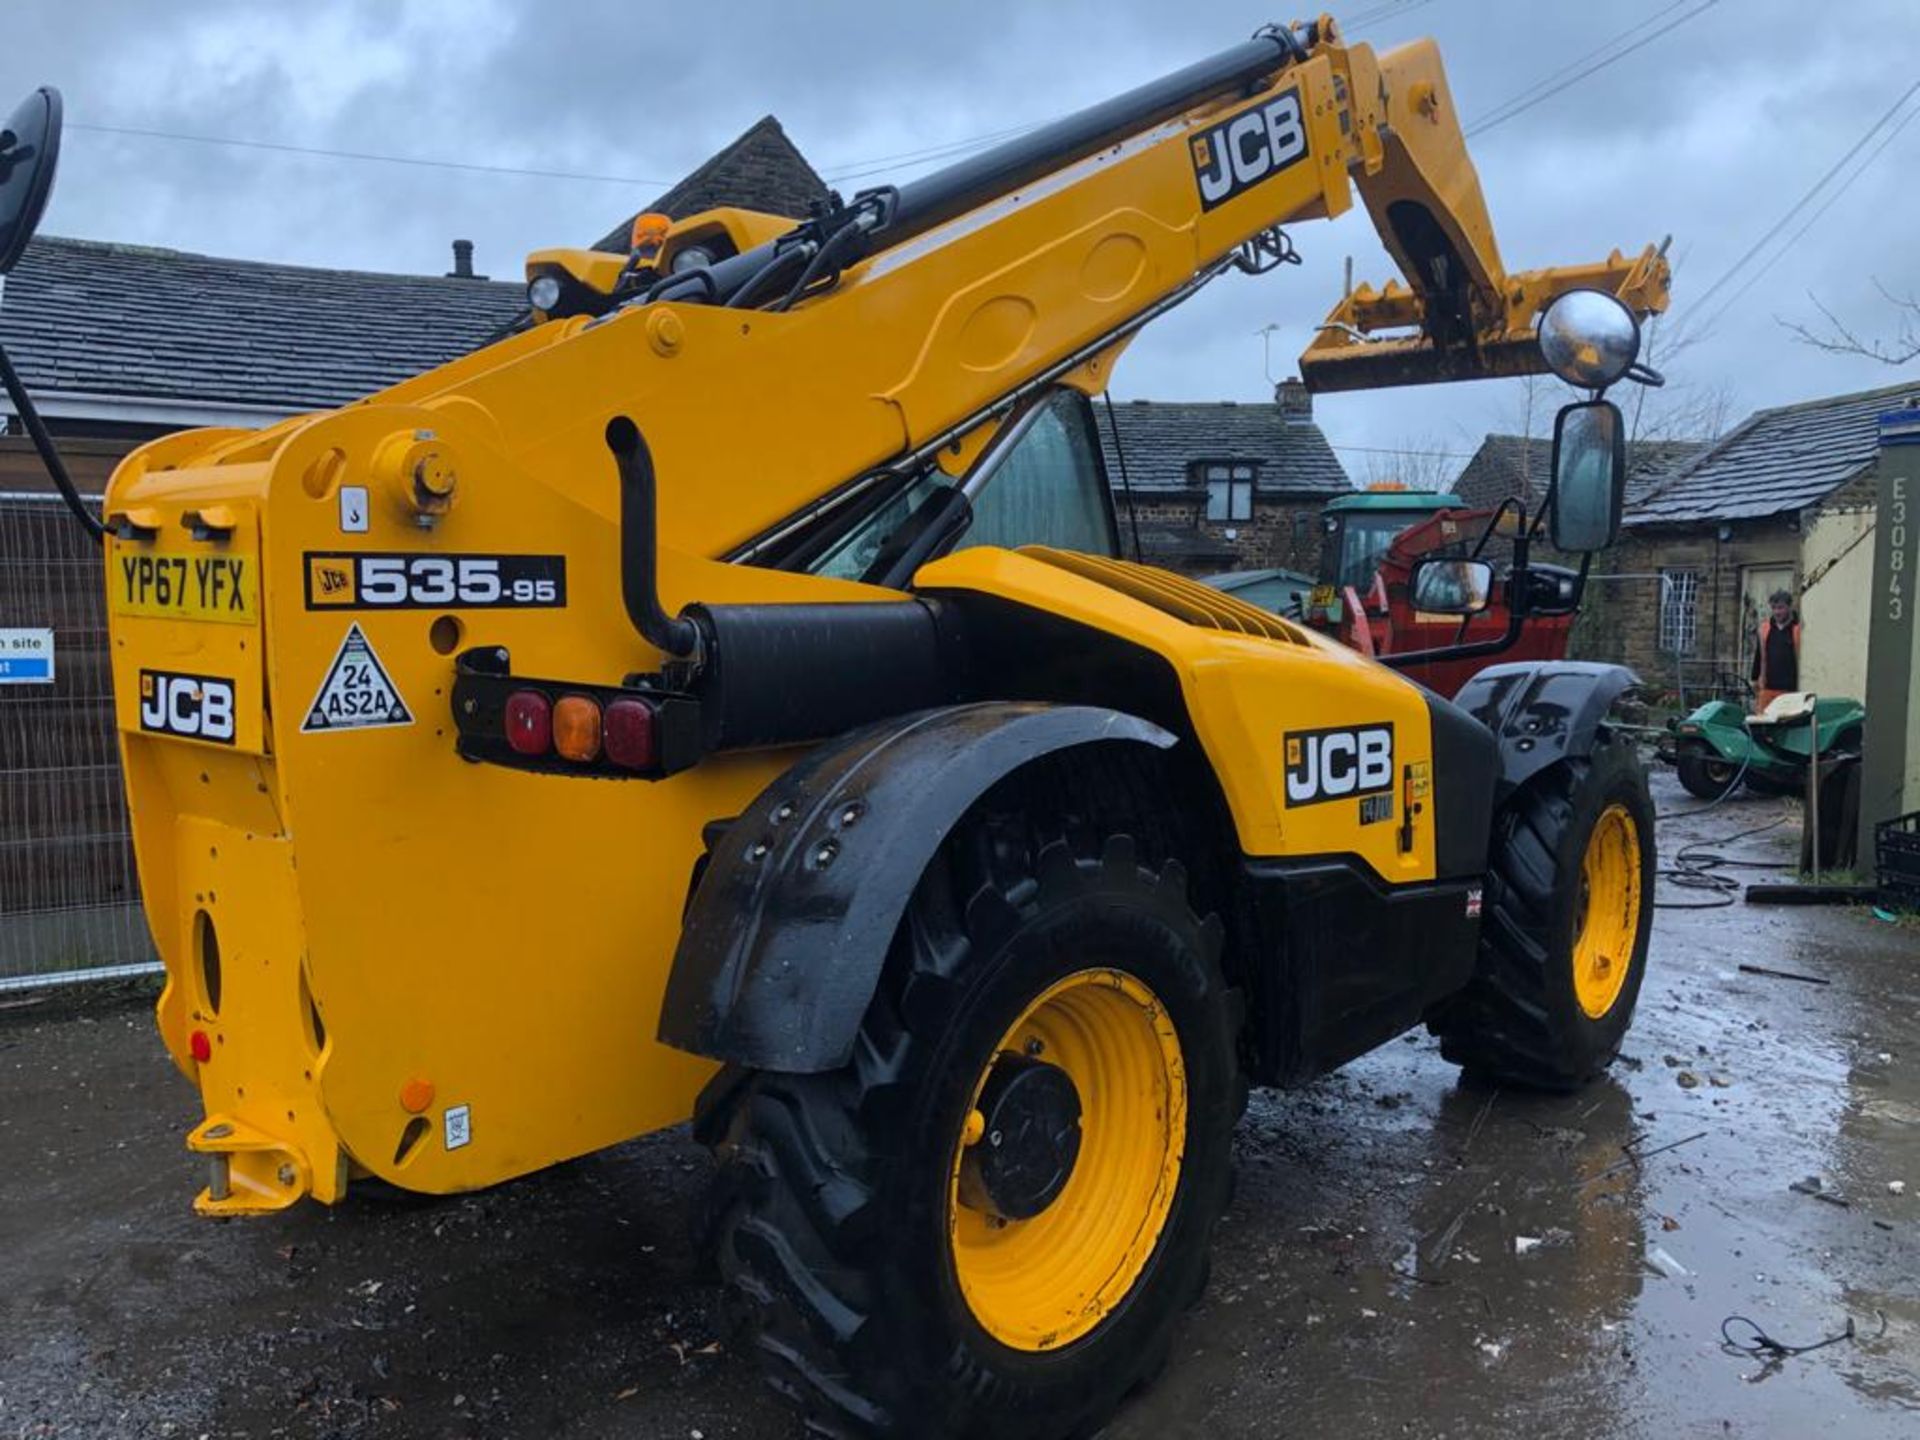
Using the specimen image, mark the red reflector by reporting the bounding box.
[504,690,552,756]
[190,1029,212,1063]
[603,698,657,770]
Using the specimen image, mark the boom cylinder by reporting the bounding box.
[653,28,1301,309]
[873,30,1299,249]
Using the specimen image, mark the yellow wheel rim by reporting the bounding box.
[1573,804,1642,1019]
[947,968,1186,1352]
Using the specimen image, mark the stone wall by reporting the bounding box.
[1571,519,1812,699]
[1125,491,1330,576]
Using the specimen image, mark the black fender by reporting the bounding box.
[657,701,1176,1072]
[1452,660,1640,801]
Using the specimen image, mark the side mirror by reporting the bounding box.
[0,88,63,275]
[1549,398,1626,552]
[1517,562,1583,617]
[1409,557,1496,615]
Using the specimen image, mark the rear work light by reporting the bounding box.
[504,690,552,756]
[602,697,657,770]
[552,695,603,762]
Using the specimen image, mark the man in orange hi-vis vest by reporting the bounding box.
[1751,588,1802,713]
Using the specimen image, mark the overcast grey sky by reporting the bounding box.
[7,0,1919,480]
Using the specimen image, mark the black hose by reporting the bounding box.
[726,245,813,311]
[770,222,870,313]
[0,338,102,544]
[1654,752,1794,910]
[606,416,700,659]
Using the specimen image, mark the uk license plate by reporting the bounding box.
[111,547,257,625]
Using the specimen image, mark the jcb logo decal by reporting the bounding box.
[308,557,356,604]
[1191,89,1307,211]
[1284,723,1393,807]
[138,669,237,745]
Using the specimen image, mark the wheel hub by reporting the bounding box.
[960,1053,1082,1220]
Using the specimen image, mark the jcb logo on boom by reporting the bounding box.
[138,669,237,745]
[1284,723,1393,807]
[1190,88,1307,211]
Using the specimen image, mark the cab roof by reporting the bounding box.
[1324,491,1463,513]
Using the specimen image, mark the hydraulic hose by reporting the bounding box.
[0,338,102,544]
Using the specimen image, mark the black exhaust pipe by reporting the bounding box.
[603,415,963,753]
[606,416,701,659]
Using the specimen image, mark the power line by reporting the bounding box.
[1344,0,1439,30]
[67,8,1454,197]
[1465,0,1720,138]
[1466,0,1695,132]
[69,120,676,188]
[1692,98,1920,335]
[822,3,1443,186]
[1328,442,1476,459]
[1683,79,1920,322]
[819,121,1044,183]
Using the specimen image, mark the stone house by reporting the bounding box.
[1453,432,1707,518]
[1097,379,1353,577]
[1565,381,1919,703]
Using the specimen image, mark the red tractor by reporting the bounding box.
[1214,490,1583,697]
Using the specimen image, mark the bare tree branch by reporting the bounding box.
[1359,435,1458,493]
[1781,281,1920,365]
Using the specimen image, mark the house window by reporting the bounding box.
[1291,510,1312,550]
[1659,569,1700,655]
[1201,463,1255,521]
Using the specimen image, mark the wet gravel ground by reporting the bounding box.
[2,770,1916,1438]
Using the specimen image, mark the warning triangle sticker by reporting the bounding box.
[302,623,413,733]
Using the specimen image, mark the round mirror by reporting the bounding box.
[0,87,64,276]
[1537,288,1640,391]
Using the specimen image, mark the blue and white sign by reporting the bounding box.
[0,628,55,684]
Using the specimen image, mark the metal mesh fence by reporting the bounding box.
[0,492,157,989]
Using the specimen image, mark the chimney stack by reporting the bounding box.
[1276,376,1312,425]
[447,239,478,279]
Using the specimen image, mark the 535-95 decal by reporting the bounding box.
[305,552,566,610]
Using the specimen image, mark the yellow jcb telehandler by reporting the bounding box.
[2,15,1669,1437]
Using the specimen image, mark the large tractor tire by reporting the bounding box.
[1431,735,1655,1090]
[1675,746,1740,800]
[700,824,1243,1440]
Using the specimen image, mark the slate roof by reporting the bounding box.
[591,115,829,252]
[1627,381,1920,526]
[1097,399,1351,496]
[0,236,525,411]
[1454,433,1708,514]
[1,115,828,417]
[1130,526,1241,564]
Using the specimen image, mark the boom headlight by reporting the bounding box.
[527,273,563,312]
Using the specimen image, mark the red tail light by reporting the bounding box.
[603,698,657,770]
[504,689,552,755]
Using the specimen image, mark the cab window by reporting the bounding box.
[808,390,1118,583]
[961,391,1118,558]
